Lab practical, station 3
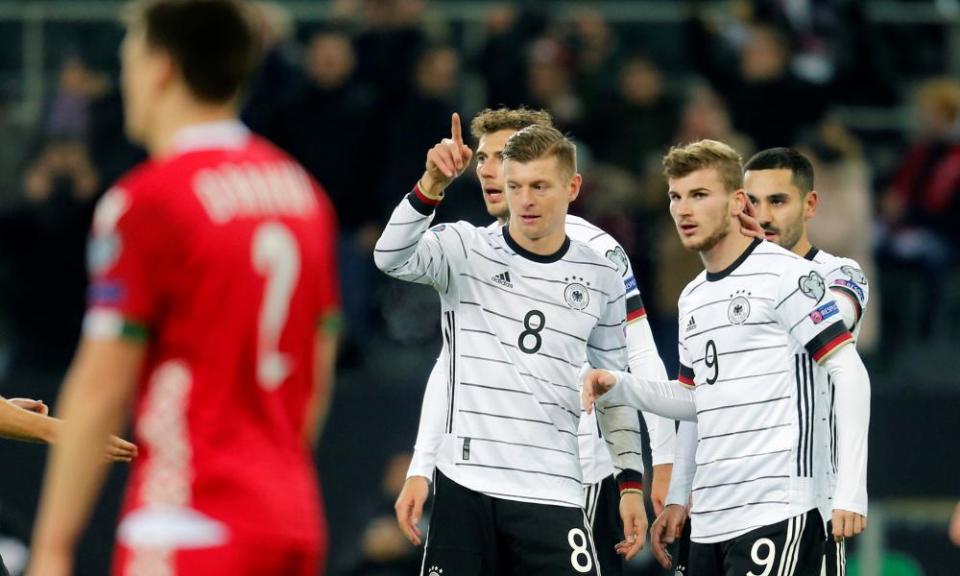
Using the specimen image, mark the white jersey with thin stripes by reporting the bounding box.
[676,239,854,543]
[808,248,870,525]
[376,194,630,508]
[405,214,648,489]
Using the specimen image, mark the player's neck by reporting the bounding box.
[700,229,755,274]
[790,234,813,259]
[147,100,239,158]
[506,221,567,257]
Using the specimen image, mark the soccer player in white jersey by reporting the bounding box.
[392,108,676,574]
[376,123,641,574]
[580,140,871,576]
[651,147,871,576]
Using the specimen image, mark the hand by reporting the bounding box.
[650,463,673,516]
[9,398,49,415]
[26,545,73,576]
[614,491,647,560]
[394,476,430,545]
[581,369,617,414]
[950,501,960,546]
[832,509,867,542]
[650,503,688,569]
[738,197,764,239]
[421,112,474,196]
[104,435,138,462]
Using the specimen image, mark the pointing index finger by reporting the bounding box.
[451,112,464,147]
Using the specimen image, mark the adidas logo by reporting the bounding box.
[492,271,513,288]
[686,316,697,332]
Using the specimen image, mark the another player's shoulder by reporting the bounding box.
[563,238,620,273]
[747,239,808,272]
[813,249,867,282]
[565,214,631,275]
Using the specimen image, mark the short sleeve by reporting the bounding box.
[773,262,853,363]
[84,185,165,341]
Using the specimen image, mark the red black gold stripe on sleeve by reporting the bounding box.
[626,294,647,322]
[678,363,695,387]
[807,321,854,362]
[616,469,643,493]
[407,183,441,215]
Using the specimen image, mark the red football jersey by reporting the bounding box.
[85,121,338,551]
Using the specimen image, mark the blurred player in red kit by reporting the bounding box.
[27,1,340,575]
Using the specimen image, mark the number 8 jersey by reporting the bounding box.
[84,121,337,551]
[675,238,852,544]
[375,191,631,508]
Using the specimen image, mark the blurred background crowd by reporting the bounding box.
[0,0,957,574]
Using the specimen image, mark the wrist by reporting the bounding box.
[41,416,58,444]
[417,173,446,202]
[617,469,643,495]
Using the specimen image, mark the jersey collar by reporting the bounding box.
[502,226,570,263]
[706,237,762,282]
[171,120,251,154]
[804,246,820,261]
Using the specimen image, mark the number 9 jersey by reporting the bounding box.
[84,122,338,564]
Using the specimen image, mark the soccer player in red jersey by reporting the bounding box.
[27,1,340,575]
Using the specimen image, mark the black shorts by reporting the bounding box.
[422,471,600,576]
[583,475,623,576]
[823,520,848,576]
[689,509,825,576]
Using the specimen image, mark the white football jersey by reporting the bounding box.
[807,247,870,523]
[376,194,630,507]
[676,239,853,543]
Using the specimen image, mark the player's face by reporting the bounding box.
[668,168,740,252]
[504,156,580,243]
[475,129,515,220]
[744,169,817,251]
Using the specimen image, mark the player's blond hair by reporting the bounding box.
[501,125,576,178]
[469,107,553,140]
[662,139,743,193]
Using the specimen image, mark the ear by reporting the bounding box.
[568,172,582,203]
[805,190,819,220]
[731,188,748,216]
[151,48,176,93]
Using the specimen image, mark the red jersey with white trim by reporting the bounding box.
[85,121,338,549]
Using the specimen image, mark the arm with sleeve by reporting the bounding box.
[626,316,677,466]
[590,287,645,484]
[776,264,869,516]
[406,354,447,480]
[374,188,461,292]
[665,421,698,507]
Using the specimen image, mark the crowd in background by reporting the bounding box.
[0,0,957,574]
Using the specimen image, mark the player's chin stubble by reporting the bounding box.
[687,218,731,253]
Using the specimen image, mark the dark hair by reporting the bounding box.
[744,147,815,194]
[126,0,260,103]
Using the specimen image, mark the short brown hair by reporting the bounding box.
[501,125,576,178]
[662,139,743,192]
[125,0,260,103]
[470,107,553,140]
